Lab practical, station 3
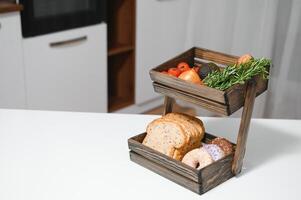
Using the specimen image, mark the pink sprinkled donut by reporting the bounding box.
[203,144,225,161]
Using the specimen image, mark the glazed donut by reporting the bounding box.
[182,148,213,170]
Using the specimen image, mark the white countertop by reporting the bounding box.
[0,109,300,200]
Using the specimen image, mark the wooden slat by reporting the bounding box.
[153,83,229,115]
[194,47,238,65]
[129,132,146,143]
[128,133,200,182]
[201,154,234,192]
[130,151,203,194]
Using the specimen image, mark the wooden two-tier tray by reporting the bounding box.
[128,47,270,194]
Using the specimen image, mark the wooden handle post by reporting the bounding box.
[163,96,174,115]
[232,79,257,175]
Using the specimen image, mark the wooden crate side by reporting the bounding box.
[200,154,234,192]
[130,151,203,194]
[150,71,226,104]
[194,47,238,65]
[128,132,236,195]
[128,133,200,182]
[153,83,229,115]
[128,132,146,143]
[225,77,269,114]
[128,132,235,183]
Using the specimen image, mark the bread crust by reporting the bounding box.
[143,118,187,159]
[142,113,205,161]
[165,113,205,141]
[164,113,201,155]
[145,118,188,148]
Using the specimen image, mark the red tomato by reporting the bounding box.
[168,68,182,77]
[177,62,190,72]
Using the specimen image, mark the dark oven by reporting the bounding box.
[20,0,106,38]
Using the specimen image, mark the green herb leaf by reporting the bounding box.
[203,58,271,90]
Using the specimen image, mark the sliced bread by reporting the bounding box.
[143,118,188,159]
[143,113,205,161]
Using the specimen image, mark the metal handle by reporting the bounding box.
[49,36,87,47]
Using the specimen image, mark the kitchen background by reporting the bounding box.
[0,0,300,119]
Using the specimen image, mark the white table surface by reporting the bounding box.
[0,109,300,200]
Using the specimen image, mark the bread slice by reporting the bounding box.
[164,113,200,152]
[165,113,205,144]
[163,117,194,160]
[164,113,197,137]
[142,113,205,161]
[143,118,188,159]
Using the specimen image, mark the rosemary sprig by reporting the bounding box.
[203,58,271,90]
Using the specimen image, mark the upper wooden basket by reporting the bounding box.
[149,47,269,116]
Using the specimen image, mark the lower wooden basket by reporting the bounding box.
[128,132,235,195]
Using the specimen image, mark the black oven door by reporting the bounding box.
[20,0,106,38]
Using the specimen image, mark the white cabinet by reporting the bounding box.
[23,24,107,112]
[135,0,192,105]
[0,12,26,109]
